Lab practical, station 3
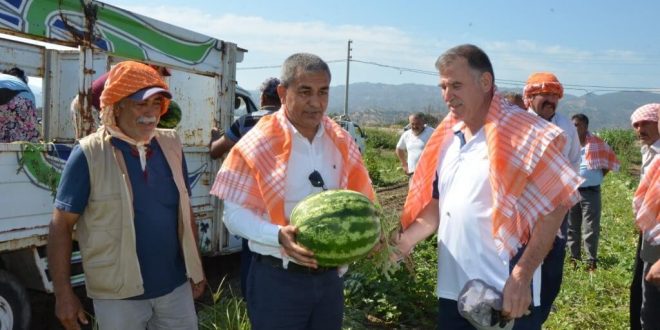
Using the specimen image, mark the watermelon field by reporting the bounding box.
[198,128,642,330]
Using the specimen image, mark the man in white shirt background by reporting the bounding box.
[396,113,434,175]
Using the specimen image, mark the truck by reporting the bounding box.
[0,0,249,327]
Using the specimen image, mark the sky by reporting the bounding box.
[57,1,660,95]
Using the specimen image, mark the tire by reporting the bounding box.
[0,270,30,330]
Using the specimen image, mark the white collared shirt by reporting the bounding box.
[396,126,435,173]
[641,139,660,178]
[222,120,343,260]
[436,123,541,305]
[528,109,581,171]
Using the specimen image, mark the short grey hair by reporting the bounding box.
[280,53,331,87]
[435,44,494,82]
[410,112,425,122]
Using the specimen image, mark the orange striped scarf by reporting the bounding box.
[633,157,660,245]
[584,133,620,171]
[401,94,582,259]
[210,110,375,225]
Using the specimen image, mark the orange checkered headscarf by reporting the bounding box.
[631,103,660,126]
[633,157,660,245]
[210,110,375,225]
[401,93,582,259]
[98,61,171,170]
[100,61,170,115]
[523,72,564,109]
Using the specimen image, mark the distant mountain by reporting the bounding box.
[252,82,660,130]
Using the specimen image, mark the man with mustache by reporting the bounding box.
[396,44,581,328]
[629,103,660,329]
[210,53,374,329]
[48,61,205,330]
[522,72,581,325]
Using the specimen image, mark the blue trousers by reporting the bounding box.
[438,298,542,330]
[240,238,253,299]
[246,256,343,330]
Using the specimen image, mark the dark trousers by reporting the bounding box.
[247,255,343,330]
[437,242,545,329]
[537,218,567,324]
[640,261,660,329]
[439,298,542,330]
[631,235,643,330]
[567,186,602,263]
[631,235,660,330]
[240,238,252,299]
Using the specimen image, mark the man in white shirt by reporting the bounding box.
[522,72,581,324]
[210,53,374,330]
[396,113,434,175]
[396,44,581,329]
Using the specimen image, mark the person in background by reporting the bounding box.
[568,113,620,271]
[48,61,205,330]
[522,72,581,324]
[629,103,660,329]
[210,53,374,330]
[0,66,40,142]
[209,77,281,159]
[502,91,526,111]
[208,76,282,300]
[395,44,581,329]
[395,112,434,175]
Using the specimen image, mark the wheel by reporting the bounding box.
[0,270,30,330]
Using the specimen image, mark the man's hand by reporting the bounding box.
[646,259,660,286]
[392,230,412,261]
[401,163,409,174]
[278,225,317,268]
[501,271,532,320]
[191,278,207,299]
[54,289,88,330]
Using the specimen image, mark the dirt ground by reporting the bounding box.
[27,185,409,329]
[375,183,408,214]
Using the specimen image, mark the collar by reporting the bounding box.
[286,117,325,140]
[642,139,660,155]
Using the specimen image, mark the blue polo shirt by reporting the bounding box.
[54,137,190,299]
[226,108,277,142]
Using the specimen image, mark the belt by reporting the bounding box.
[578,185,600,192]
[254,254,335,275]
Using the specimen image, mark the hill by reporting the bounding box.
[303,83,660,130]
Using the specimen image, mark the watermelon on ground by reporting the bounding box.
[290,189,381,267]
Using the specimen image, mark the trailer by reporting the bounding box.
[0,0,251,327]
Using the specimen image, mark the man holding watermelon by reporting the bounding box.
[211,53,375,330]
[397,44,582,329]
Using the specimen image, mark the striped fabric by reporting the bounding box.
[584,133,620,171]
[210,109,375,225]
[633,157,660,245]
[99,61,170,115]
[401,93,583,259]
[630,103,660,125]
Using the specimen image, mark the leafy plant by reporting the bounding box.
[198,277,250,330]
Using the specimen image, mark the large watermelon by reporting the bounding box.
[290,189,381,267]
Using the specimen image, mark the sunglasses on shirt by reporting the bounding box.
[308,170,327,191]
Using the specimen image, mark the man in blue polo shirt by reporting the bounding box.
[210,77,281,159]
[48,62,205,330]
[209,77,281,299]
